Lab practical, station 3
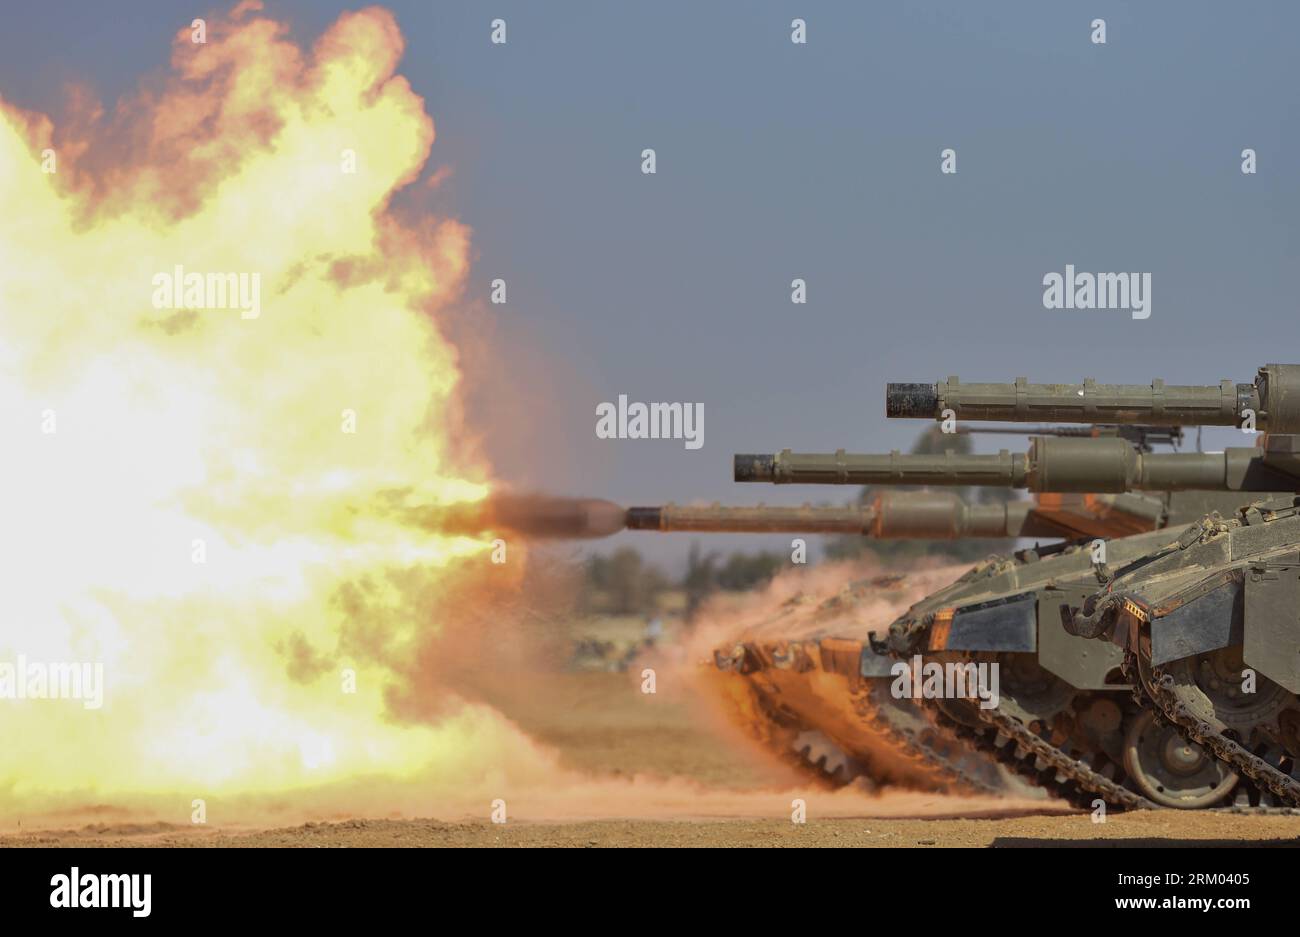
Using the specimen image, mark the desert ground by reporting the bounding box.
[5,664,1300,848]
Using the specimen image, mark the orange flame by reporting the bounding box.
[0,3,517,817]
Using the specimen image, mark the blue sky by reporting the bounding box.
[3,1,1297,566]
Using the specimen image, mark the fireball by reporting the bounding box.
[0,3,510,816]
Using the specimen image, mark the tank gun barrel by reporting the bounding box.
[419,493,1047,540]
[427,485,1192,543]
[626,496,1041,538]
[735,450,1028,487]
[886,364,1300,433]
[626,503,874,534]
[735,435,1300,493]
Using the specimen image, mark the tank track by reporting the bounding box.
[851,679,1004,796]
[716,678,860,789]
[789,729,866,786]
[1125,648,1300,808]
[746,675,1006,794]
[1118,651,1295,811]
[919,697,1155,810]
[714,660,1007,795]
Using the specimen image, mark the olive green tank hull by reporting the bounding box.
[877,363,1300,807]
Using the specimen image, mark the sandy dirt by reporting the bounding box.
[4,809,1300,848]
[5,670,1300,847]
[0,813,1292,848]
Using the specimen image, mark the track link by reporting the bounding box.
[1127,649,1300,807]
[851,680,1004,796]
[921,698,1154,810]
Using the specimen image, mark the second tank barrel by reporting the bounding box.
[735,449,1027,487]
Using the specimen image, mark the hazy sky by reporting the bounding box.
[3,1,1297,568]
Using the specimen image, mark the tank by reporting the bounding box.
[885,366,1300,807]
[866,365,1300,808]
[1060,502,1300,807]
[733,415,1296,807]
[461,417,1294,802]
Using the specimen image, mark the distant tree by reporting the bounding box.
[584,547,668,614]
[682,543,787,622]
[683,541,718,621]
[715,551,784,590]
